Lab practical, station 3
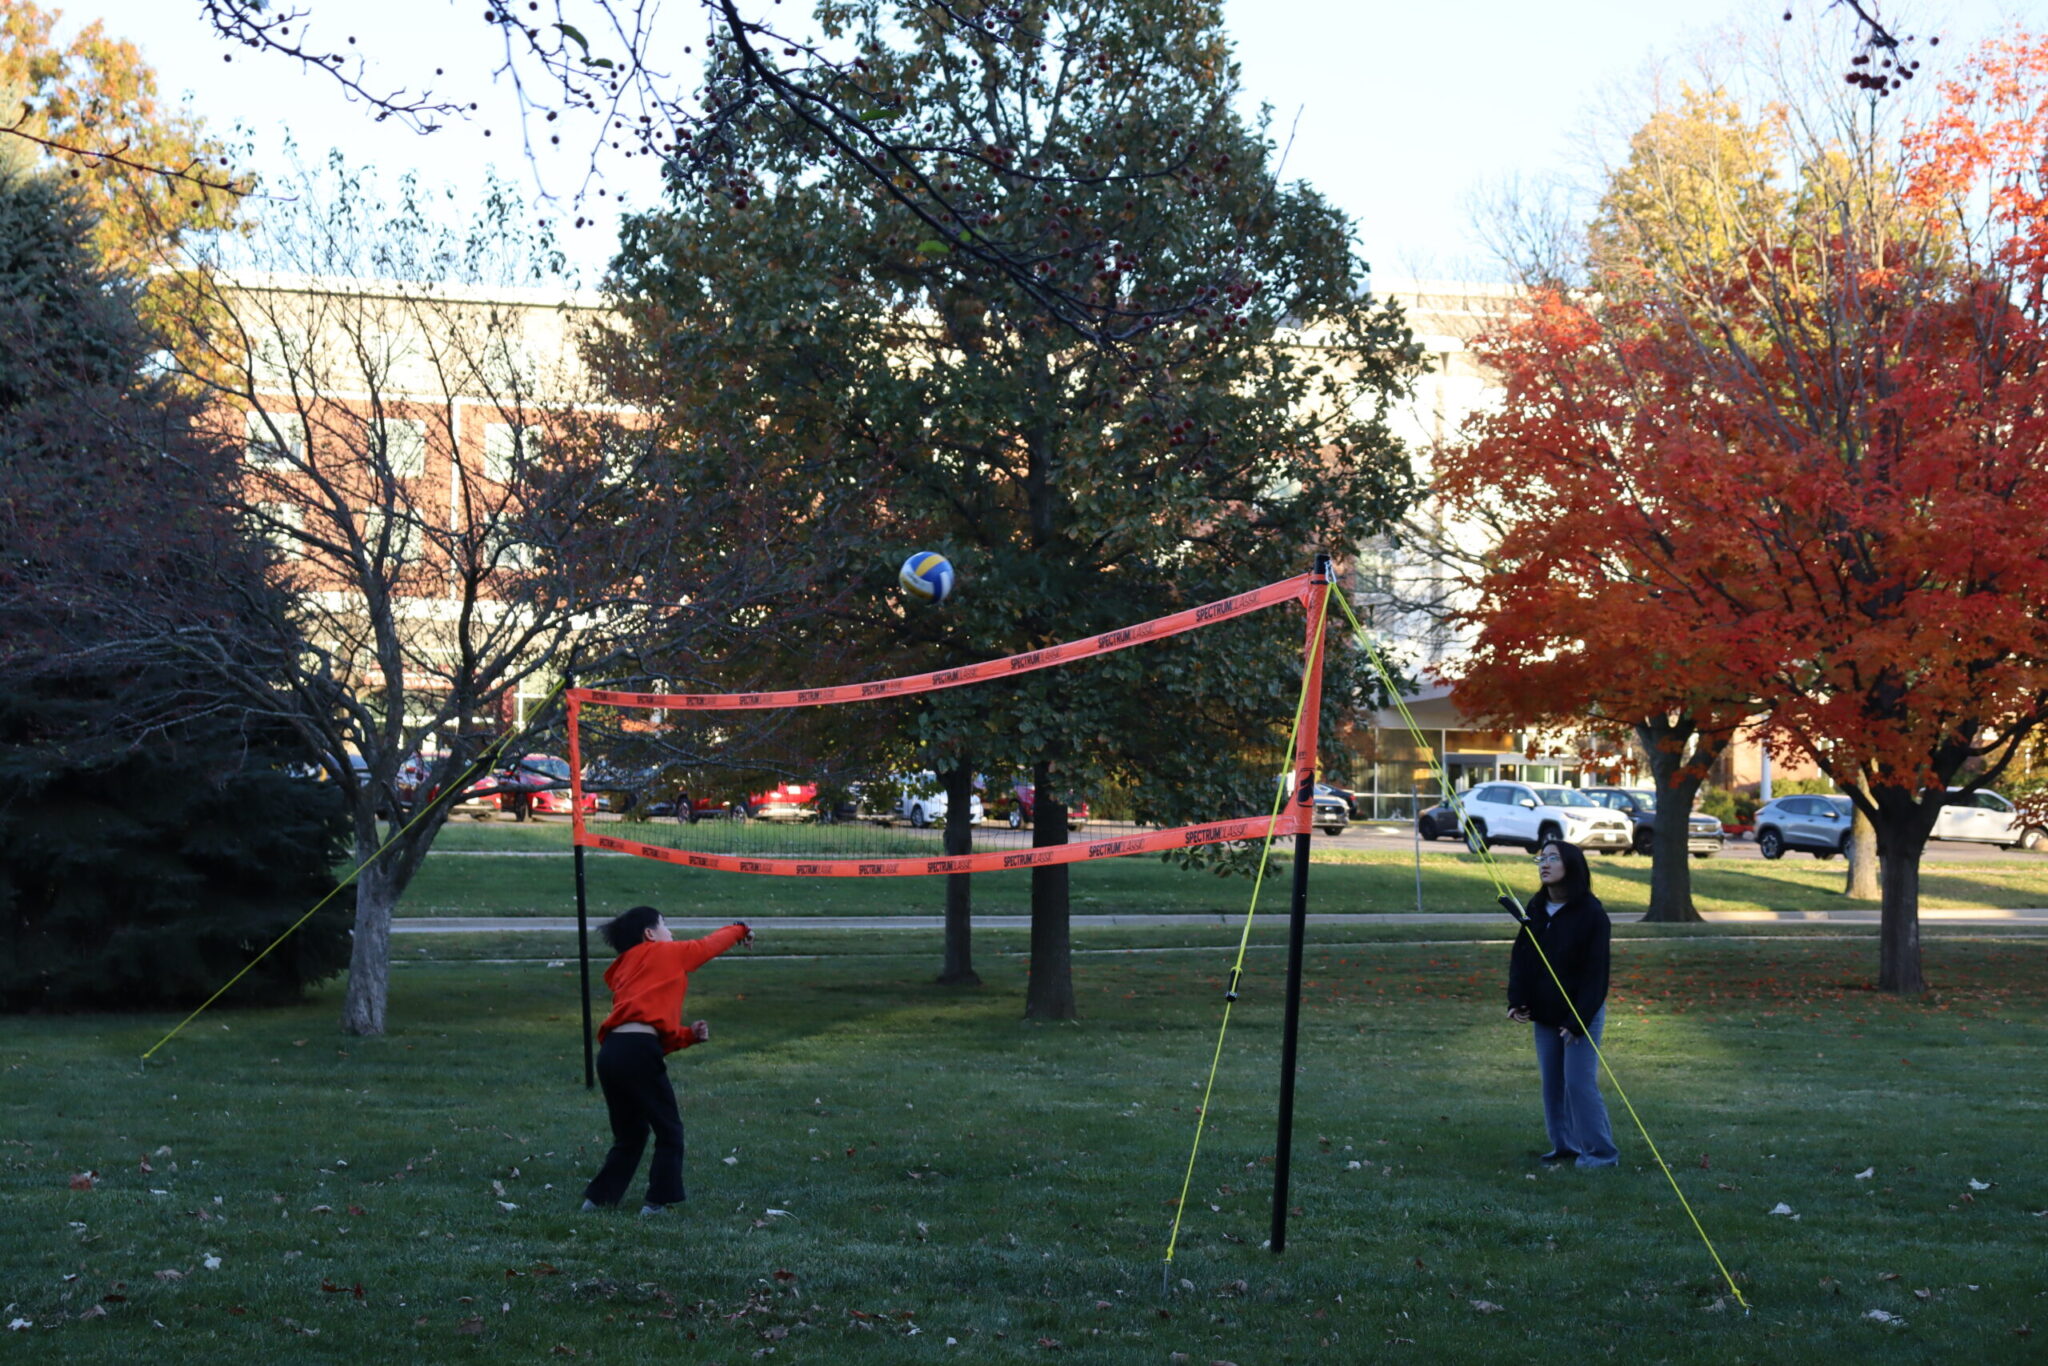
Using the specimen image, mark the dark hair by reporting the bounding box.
[600,905,662,954]
[1536,839,1592,904]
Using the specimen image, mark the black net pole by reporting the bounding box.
[1270,553,1328,1254]
[1269,785,1314,1252]
[575,839,594,1089]
[567,671,595,1090]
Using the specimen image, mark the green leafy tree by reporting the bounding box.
[598,0,1420,1017]
[0,168,348,1011]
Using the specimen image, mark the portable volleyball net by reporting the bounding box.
[560,571,1333,878]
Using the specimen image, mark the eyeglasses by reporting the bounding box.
[1533,852,1562,864]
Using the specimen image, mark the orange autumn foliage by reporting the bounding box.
[1437,31,2048,989]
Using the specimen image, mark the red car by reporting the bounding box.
[993,780,1089,830]
[466,753,595,820]
[676,782,819,823]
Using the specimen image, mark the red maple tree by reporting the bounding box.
[1438,31,2048,990]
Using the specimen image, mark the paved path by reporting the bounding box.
[393,908,2048,934]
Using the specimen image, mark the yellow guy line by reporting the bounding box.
[1164,578,1331,1271]
[139,680,571,1065]
[1329,592,1750,1312]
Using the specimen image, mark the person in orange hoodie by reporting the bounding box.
[580,906,752,1214]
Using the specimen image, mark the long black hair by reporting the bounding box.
[1535,839,1592,905]
[600,905,661,954]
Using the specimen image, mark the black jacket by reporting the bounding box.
[1506,890,1611,1037]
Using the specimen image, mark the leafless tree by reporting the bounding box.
[140,159,842,1034]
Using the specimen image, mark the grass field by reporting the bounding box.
[5,927,2045,1363]
[396,819,2048,921]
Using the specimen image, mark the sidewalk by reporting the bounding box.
[392,908,2048,934]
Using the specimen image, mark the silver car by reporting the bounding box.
[1752,794,1852,859]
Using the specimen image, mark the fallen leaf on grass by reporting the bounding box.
[1968,1179,1992,1191]
[1879,1272,1901,1282]
[1913,1289,1932,1301]
[202,1255,221,1271]
[78,1305,107,1321]
[456,1316,485,1334]
[496,1201,519,1212]
[1854,1167,1875,1180]
[69,1172,97,1191]
[154,1269,184,1282]
[1768,1203,1794,1216]
[1470,1299,1504,1313]
[1864,1308,1906,1326]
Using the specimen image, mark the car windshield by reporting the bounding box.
[525,757,571,780]
[1532,787,1595,807]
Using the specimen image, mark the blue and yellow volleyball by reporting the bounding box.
[898,551,956,604]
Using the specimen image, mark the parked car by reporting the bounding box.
[989,780,1090,831]
[1277,776,1351,836]
[1457,782,1634,852]
[1581,786,1725,859]
[1417,799,1471,841]
[1930,788,2048,850]
[1321,782,1365,819]
[744,782,821,823]
[866,772,984,829]
[463,753,596,821]
[585,760,660,814]
[1752,794,1852,859]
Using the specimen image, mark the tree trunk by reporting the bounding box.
[341,849,399,1035]
[1024,761,1075,1020]
[1871,799,1936,995]
[1844,780,1882,899]
[937,763,981,986]
[1635,719,1705,923]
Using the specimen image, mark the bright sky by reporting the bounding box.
[57,0,2030,286]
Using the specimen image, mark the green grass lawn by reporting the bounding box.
[6,932,2044,1362]
[394,820,2048,920]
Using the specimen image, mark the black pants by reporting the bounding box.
[583,1032,686,1208]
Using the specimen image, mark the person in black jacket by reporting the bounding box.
[1505,838,1619,1167]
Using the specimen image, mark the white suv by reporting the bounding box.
[1932,789,2047,850]
[871,772,984,829]
[1458,782,1634,852]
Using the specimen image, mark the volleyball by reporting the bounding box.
[898,551,956,604]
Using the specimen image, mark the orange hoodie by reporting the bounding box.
[596,924,749,1054]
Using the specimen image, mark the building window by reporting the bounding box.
[255,501,303,556]
[359,507,422,560]
[382,418,428,478]
[245,410,306,470]
[483,423,522,484]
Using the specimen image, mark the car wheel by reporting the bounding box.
[1467,819,1489,850]
[1008,809,1024,829]
[1321,824,1345,836]
[1417,818,1439,842]
[1692,851,1712,860]
[1815,849,1837,860]
[2016,826,2047,851]
[1758,828,1784,859]
[910,805,930,829]
[1632,829,1654,856]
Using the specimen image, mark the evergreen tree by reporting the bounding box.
[599,0,1420,1016]
[0,169,349,1012]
